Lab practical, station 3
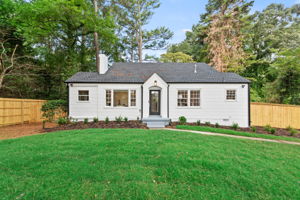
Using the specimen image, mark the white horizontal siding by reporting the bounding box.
[169,84,249,127]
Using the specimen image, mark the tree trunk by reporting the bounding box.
[93,0,100,72]
[138,28,143,63]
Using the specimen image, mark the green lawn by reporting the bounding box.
[0,129,299,200]
[177,125,300,143]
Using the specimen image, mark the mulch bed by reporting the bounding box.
[167,122,300,138]
[44,121,148,132]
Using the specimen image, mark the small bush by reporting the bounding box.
[251,126,257,132]
[137,117,140,121]
[41,100,67,122]
[215,123,220,128]
[205,121,211,126]
[231,123,239,130]
[57,117,68,126]
[196,120,201,126]
[264,124,272,132]
[289,128,299,136]
[124,117,128,122]
[84,118,89,124]
[286,126,293,131]
[93,117,99,123]
[115,116,123,123]
[270,128,276,134]
[179,116,187,124]
[105,117,109,124]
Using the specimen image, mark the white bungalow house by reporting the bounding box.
[65,54,250,128]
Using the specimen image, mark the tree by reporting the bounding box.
[160,52,194,63]
[265,48,300,105]
[204,0,254,72]
[117,0,173,62]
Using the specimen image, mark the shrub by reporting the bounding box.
[179,116,187,124]
[105,117,109,124]
[124,117,128,122]
[84,118,89,124]
[289,128,299,136]
[205,121,211,126]
[93,117,99,123]
[251,126,257,132]
[57,117,68,126]
[231,123,239,130]
[196,120,201,126]
[41,100,67,122]
[115,116,123,123]
[264,124,272,132]
[270,128,276,134]
[215,123,220,128]
[286,125,293,131]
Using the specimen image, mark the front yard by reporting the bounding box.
[0,129,299,199]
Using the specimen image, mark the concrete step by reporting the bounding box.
[143,116,170,128]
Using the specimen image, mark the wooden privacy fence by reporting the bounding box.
[251,102,300,129]
[0,98,46,126]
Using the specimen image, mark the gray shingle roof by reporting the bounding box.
[65,62,250,83]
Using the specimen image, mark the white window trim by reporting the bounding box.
[105,89,137,108]
[225,89,237,102]
[176,89,201,108]
[77,90,90,103]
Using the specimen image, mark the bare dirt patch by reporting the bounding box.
[0,123,57,140]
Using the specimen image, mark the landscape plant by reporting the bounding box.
[179,116,187,124]
[84,118,89,124]
[231,123,239,130]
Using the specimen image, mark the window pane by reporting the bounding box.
[106,90,111,106]
[226,90,236,100]
[78,90,89,101]
[190,90,200,106]
[130,90,136,106]
[178,90,188,107]
[114,90,128,107]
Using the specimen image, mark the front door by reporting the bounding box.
[149,90,160,115]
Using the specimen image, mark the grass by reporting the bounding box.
[177,125,300,143]
[0,129,299,199]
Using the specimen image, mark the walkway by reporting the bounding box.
[164,128,300,146]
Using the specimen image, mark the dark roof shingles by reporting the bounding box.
[65,62,250,83]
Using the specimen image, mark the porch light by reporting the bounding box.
[154,80,157,86]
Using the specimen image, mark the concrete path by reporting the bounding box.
[164,128,300,146]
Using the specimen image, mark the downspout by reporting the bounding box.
[248,83,251,127]
[67,83,70,118]
[167,84,169,118]
[141,85,143,120]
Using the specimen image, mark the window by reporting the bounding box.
[78,90,89,101]
[226,89,236,100]
[178,90,188,107]
[106,90,111,106]
[113,90,129,107]
[130,90,136,106]
[190,90,200,106]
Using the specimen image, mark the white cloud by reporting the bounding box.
[182,29,192,33]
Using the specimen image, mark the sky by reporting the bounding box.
[144,0,299,57]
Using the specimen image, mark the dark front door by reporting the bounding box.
[149,90,161,115]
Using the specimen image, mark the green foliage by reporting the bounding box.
[264,125,272,132]
[215,123,220,128]
[205,121,211,126]
[160,52,194,63]
[83,118,89,124]
[41,100,67,122]
[57,117,68,126]
[93,117,99,123]
[288,128,299,136]
[231,123,239,130]
[179,116,187,125]
[196,120,201,126]
[124,117,128,122]
[115,116,123,123]
[105,117,109,124]
[251,126,257,133]
[270,128,276,135]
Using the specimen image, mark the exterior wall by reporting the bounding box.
[169,83,249,127]
[69,83,141,121]
[142,73,168,118]
[69,82,249,127]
